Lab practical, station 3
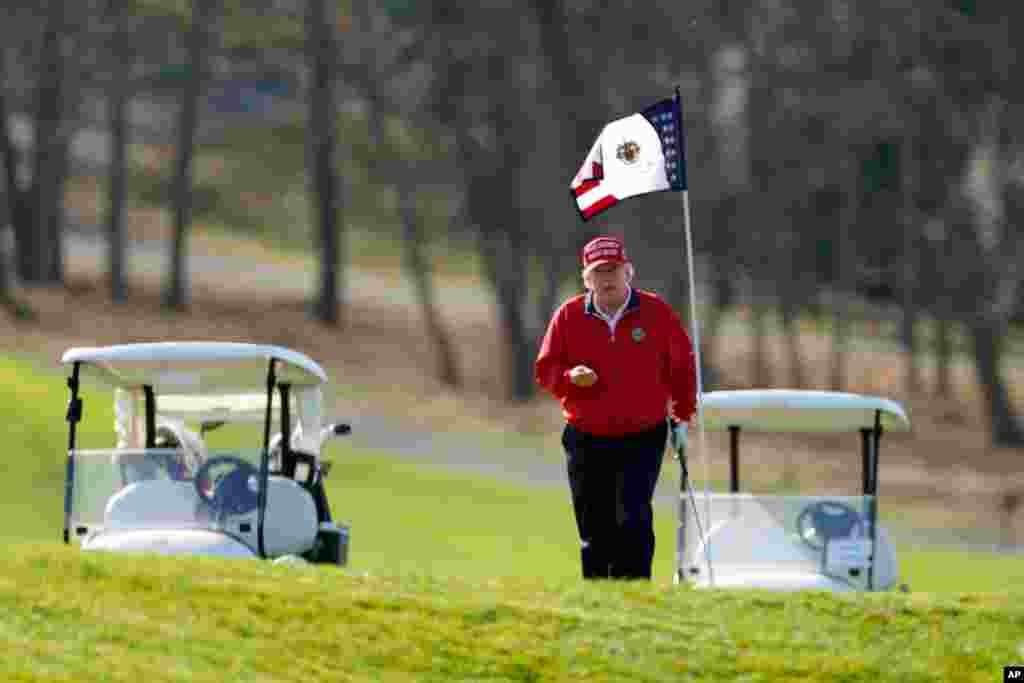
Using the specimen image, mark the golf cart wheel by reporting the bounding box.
[795,500,864,550]
[194,455,260,516]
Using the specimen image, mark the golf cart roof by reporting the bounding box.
[700,390,910,434]
[61,342,327,392]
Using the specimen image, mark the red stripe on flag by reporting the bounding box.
[574,179,601,197]
[581,195,617,219]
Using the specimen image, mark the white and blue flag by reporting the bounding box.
[570,89,687,221]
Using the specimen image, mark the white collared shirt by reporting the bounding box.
[592,287,632,336]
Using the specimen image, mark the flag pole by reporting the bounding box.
[680,189,714,587]
[676,88,714,587]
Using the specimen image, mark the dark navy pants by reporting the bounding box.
[562,421,667,580]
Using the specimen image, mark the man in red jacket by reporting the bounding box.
[535,235,697,580]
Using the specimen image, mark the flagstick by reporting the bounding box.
[681,188,714,587]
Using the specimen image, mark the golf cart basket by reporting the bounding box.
[677,390,911,592]
[61,342,350,565]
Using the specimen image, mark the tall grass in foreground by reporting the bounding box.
[2,545,1022,683]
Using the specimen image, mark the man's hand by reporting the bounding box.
[669,420,689,453]
[569,365,598,388]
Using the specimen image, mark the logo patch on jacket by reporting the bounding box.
[631,327,646,342]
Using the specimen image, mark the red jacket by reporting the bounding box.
[535,288,697,437]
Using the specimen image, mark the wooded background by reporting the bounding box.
[1,0,1021,449]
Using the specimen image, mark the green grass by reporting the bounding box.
[2,545,1022,682]
[901,548,1024,594]
[324,448,582,582]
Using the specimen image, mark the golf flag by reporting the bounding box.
[570,89,687,221]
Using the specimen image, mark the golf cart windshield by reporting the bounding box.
[682,493,898,591]
[70,447,269,551]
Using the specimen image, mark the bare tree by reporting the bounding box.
[343,2,460,385]
[898,138,922,397]
[0,56,21,308]
[830,178,857,392]
[307,0,342,325]
[529,0,592,327]
[164,0,216,310]
[910,0,1024,445]
[429,1,536,400]
[104,0,132,302]
[933,221,957,399]
[397,189,461,387]
[956,100,1024,447]
[0,152,14,313]
[743,2,783,389]
[2,0,71,286]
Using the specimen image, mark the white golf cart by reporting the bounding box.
[676,390,910,592]
[60,342,350,565]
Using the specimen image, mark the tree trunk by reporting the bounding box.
[830,192,855,391]
[900,140,921,397]
[968,317,1024,447]
[900,271,920,397]
[477,218,534,401]
[107,77,128,301]
[0,57,32,291]
[307,0,341,326]
[699,196,739,387]
[44,134,68,284]
[699,271,734,390]
[165,0,212,310]
[21,0,66,285]
[106,3,130,302]
[0,154,10,307]
[0,237,9,309]
[750,300,772,388]
[780,296,806,389]
[431,2,532,399]
[350,0,455,385]
[463,142,533,401]
[398,189,460,388]
[935,314,955,399]
[934,215,957,399]
[530,0,590,339]
[743,22,775,391]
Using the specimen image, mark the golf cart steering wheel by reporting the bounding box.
[795,500,864,550]
[194,455,260,516]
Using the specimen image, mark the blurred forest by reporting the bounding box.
[1,0,1022,449]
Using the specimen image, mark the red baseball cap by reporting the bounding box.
[581,235,629,274]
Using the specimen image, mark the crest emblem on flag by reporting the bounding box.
[616,141,641,165]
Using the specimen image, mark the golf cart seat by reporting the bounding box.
[104,475,318,557]
[261,476,319,556]
[105,479,200,528]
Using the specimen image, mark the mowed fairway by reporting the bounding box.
[2,355,1024,681]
